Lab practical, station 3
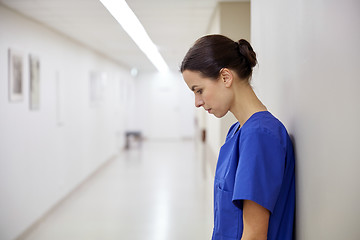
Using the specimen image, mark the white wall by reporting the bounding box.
[251,1,360,239]
[0,5,132,240]
[128,71,195,140]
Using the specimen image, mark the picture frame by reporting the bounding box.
[55,71,64,126]
[8,49,24,102]
[89,71,106,107]
[29,54,40,110]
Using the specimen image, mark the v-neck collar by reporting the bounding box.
[231,111,270,138]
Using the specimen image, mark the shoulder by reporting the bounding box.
[241,112,289,149]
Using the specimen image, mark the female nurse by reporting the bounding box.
[181,35,295,240]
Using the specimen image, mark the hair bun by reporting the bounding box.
[237,39,257,68]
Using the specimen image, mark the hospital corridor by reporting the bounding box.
[1,0,360,240]
[16,140,214,240]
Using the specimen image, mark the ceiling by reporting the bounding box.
[0,0,235,73]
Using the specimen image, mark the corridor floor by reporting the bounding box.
[20,140,214,240]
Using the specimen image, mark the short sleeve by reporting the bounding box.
[232,128,285,213]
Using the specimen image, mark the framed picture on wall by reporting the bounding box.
[8,49,24,102]
[29,54,40,110]
[55,71,64,126]
[89,71,106,107]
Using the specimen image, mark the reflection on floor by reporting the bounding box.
[20,140,214,240]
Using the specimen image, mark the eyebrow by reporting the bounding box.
[191,85,198,91]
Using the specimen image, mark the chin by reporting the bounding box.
[214,112,227,118]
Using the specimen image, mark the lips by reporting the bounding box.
[205,108,211,113]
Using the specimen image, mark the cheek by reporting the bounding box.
[203,82,225,106]
[203,88,216,102]
[212,91,231,112]
[204,95,211,104]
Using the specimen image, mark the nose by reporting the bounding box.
[195,95,204,108]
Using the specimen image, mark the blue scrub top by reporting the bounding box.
[212,111,295,240]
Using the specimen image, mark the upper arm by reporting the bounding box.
[233,129,285,213]
[241,200,270,240]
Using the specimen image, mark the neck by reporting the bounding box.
[229,82,267,127]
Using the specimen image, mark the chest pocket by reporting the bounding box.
[213,181,242,239]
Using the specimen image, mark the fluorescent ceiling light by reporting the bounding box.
[99,0,169,73]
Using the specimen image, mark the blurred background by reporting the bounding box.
[1,0,360,239]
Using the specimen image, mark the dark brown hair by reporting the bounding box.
[180,35,257,81]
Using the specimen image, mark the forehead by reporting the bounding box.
[182,70,211,89]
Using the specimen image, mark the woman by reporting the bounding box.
[181,35,295,240]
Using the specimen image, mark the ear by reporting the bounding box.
[219,68,233,88]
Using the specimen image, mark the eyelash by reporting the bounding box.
[196,89,203,94]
